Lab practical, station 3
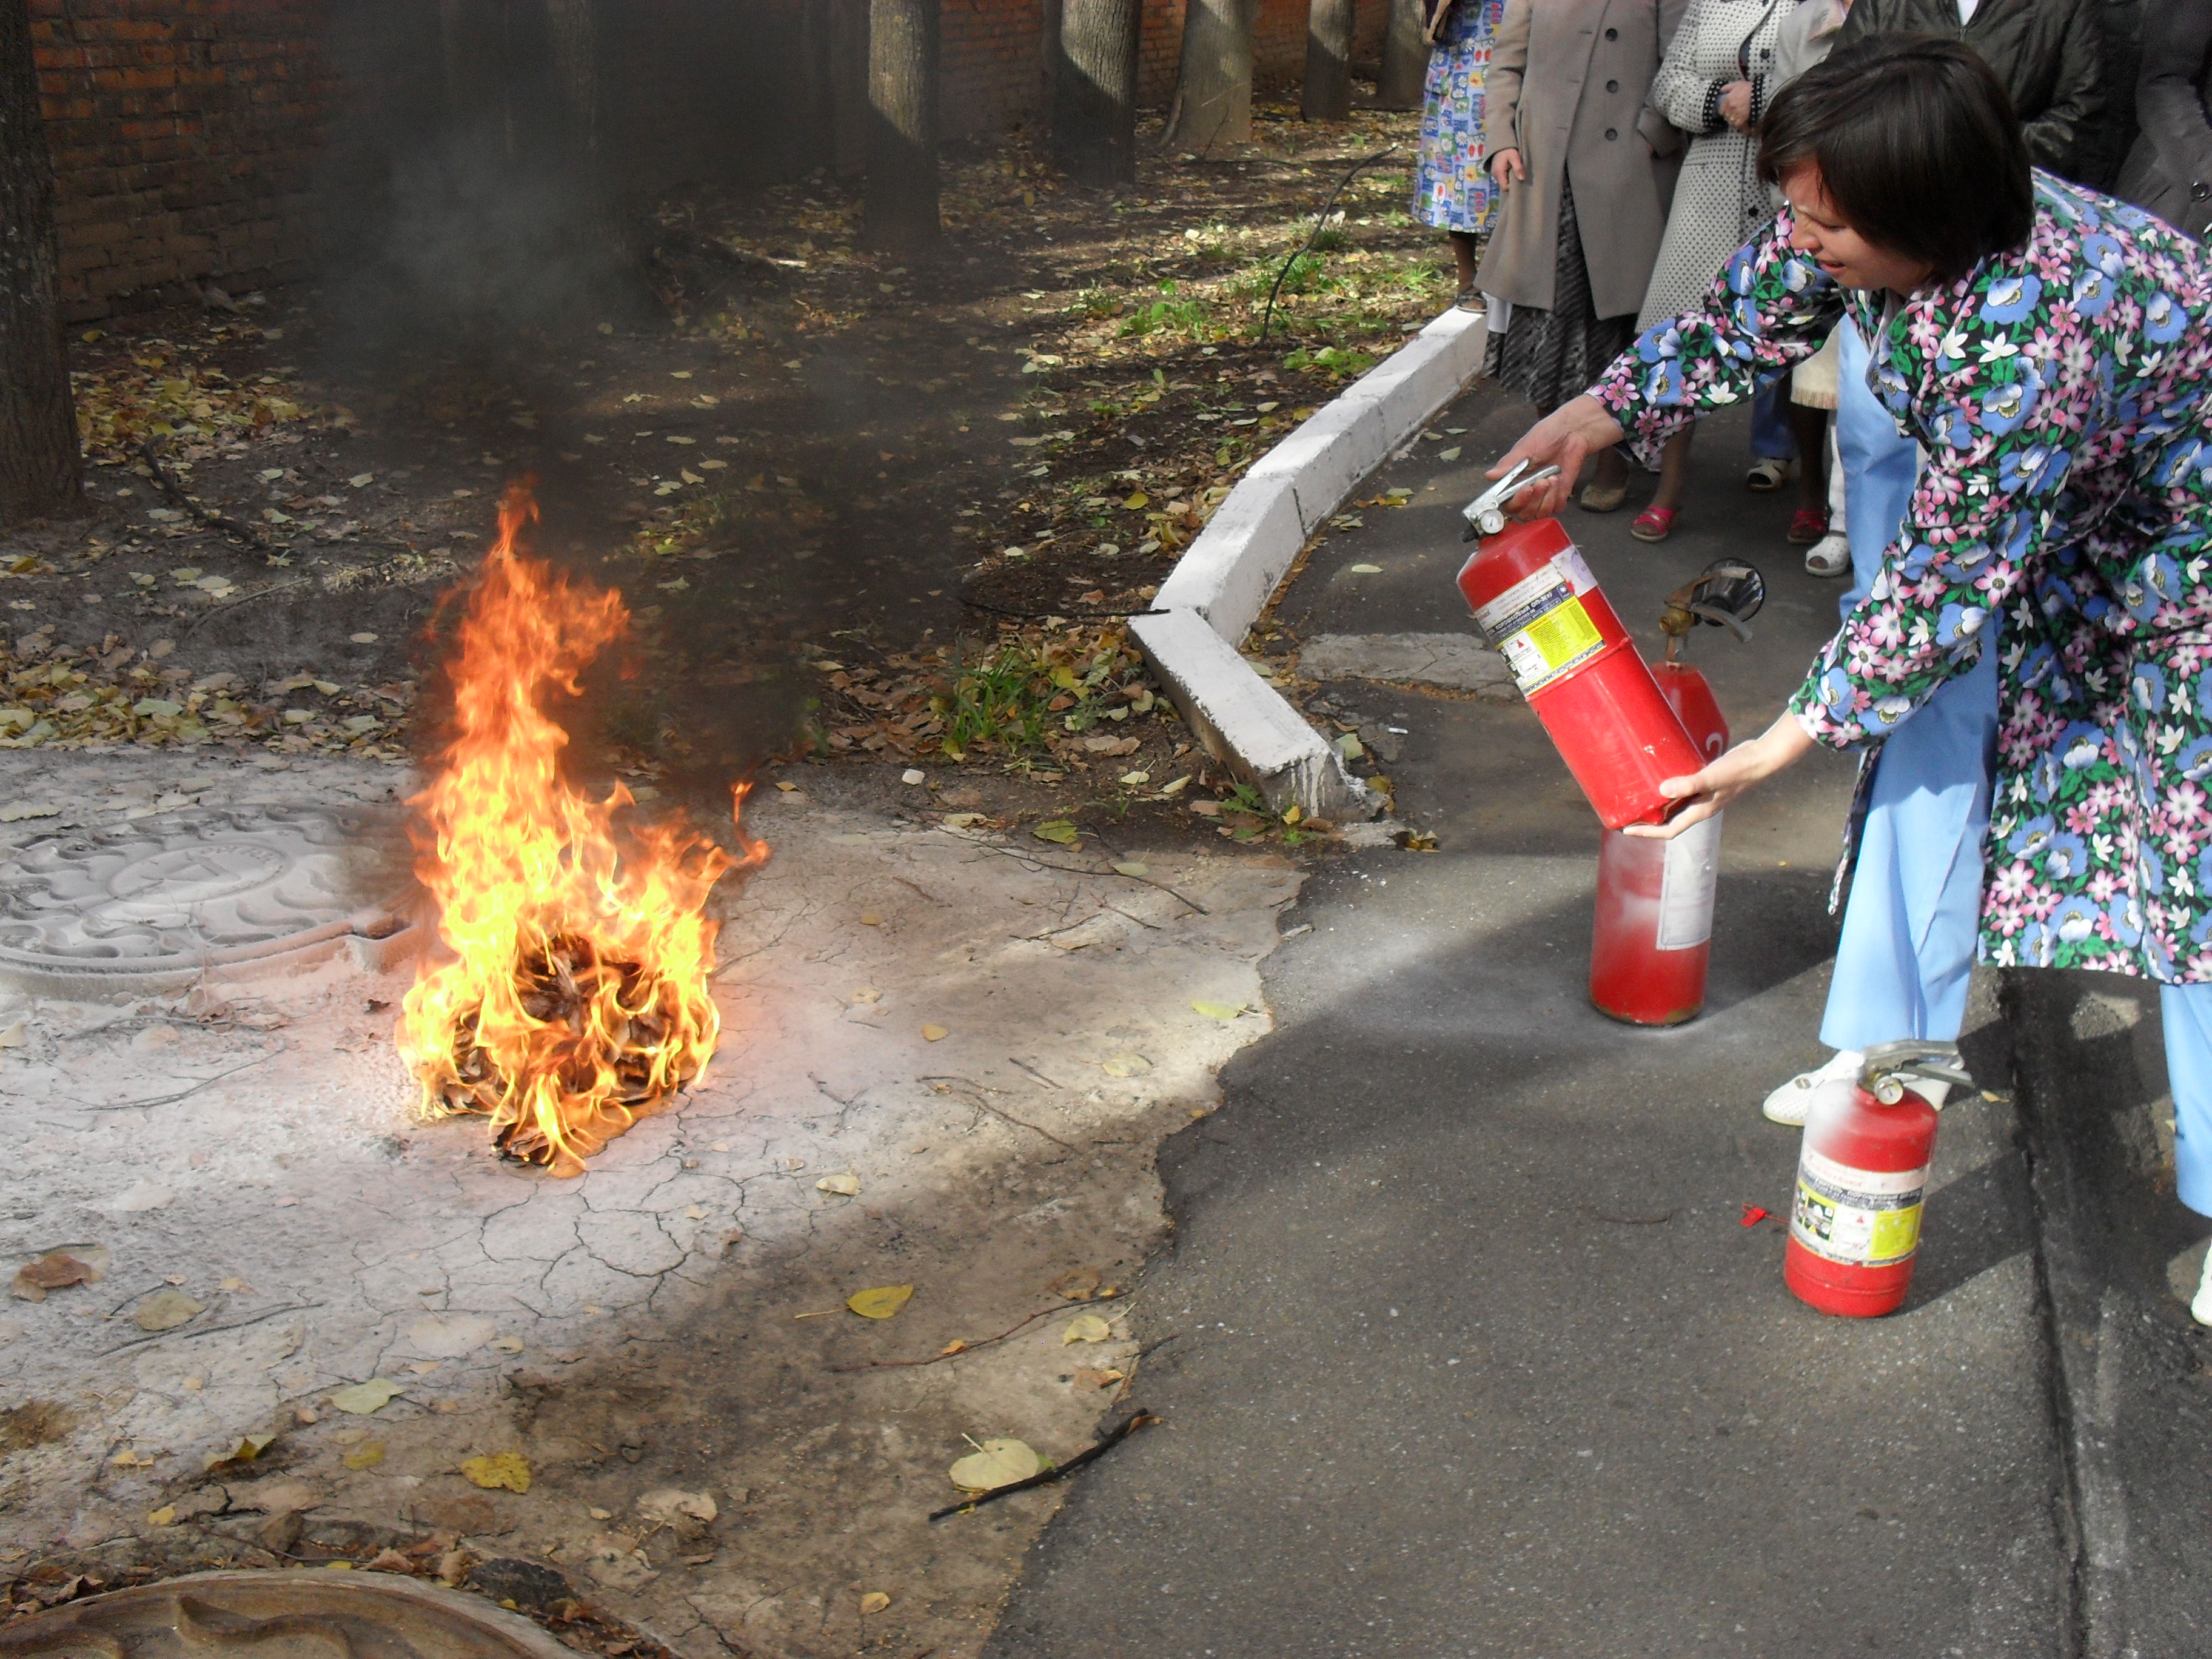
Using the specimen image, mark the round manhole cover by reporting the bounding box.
[0,1570,582,1659]
[0,805,415,996]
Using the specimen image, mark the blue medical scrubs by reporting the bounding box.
[1817,318,2000,1055]
[1814,323,2212,1218]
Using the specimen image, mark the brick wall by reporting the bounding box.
[30,0,352,320]
[33,0,1402,320]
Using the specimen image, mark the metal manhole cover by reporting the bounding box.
[0,1570,583,1659]
[0,805,417,996]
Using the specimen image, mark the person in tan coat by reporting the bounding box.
[1476,0,1686,510]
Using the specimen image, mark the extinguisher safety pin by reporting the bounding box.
[1461,461,1563,539]
[1860,1039,1974,1104]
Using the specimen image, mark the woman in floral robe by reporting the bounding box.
[1490,39,2212,1311]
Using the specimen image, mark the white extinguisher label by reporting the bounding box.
[1473,551,1607,697]
[1655,813,1723,950]
[1791,1145,1928,1268]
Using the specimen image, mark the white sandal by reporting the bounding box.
[1762,1049,1863,1126]
[1803,532,1851,578]
[2195,1247,2212,1326]
[1746,457,1790,492]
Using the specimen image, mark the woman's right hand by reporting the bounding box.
[1489,147,1524,188]
[1484,396,1627,518]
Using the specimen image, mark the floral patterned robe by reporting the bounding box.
[1589,173,2212,981]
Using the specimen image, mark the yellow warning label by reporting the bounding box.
[1522,595,1601,670]
[1869,1202,1923,1262]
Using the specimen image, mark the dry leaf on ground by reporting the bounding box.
[1032,820,1079,845]
[816,1172,862,1196]
[846,1284,914,1319]
[920,1023,949,1042]
[1062,1314,1111,1345]
[328,1379,406,1415]
[133,1289,204,1332]
[341,1441,386,1470]
[860,1592,891,1614]
[1048,1268,1101,1301]
[458,1452,531,1492]
[1191,1000,1247,1021]
[1101,1053,1151,1078]
[637,1488,717,1524]
[949,1438,1041,1492]
[12,1250,103,1301]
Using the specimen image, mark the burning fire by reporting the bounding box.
[396,480,765,1176]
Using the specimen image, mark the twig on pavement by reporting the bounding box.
[928,1409,1159,1521]
[826,1290,1131,1375]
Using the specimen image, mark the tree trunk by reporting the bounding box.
[1377,0,1429,110]
[0,0,83,528]
[865,0,940,249]
[543,0,600,161]
[1051,0,1143,185]
[829,0,870,178]
[1302,0,1355,120]
[1164,0,1256,155]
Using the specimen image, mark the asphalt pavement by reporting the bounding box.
[983,381,2212,1657]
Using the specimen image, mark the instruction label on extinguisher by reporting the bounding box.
[1790,1145,1927,1267]
[1656,813,1722,950]
[1473,549,1607,696]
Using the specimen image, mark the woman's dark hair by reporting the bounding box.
[1758,35,2033,281]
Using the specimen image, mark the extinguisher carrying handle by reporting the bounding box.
[1860,1039,1974,1104]
[1461,461,1563,540]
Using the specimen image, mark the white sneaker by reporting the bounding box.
[2193,1247,2212,1327]
[1762,1049,1863,1126]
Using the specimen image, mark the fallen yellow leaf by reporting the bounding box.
[949,1438,1040,1492]
[921,1024,949,1042]
[1191,1000,1246,1021]
[860,1592,891,1615]
[816,1172,862,1196]
[458,1452,531,1493]
[147,1506,177,1527]
[847,1284,914,1319]
[1062,1314,1111,1345]
[329,1379,404,1415]
[341,1441,386,1470]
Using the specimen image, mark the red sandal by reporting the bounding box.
[1630,506,1676,543]
[1788,508,1830,545]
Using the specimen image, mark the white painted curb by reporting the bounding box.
[1131,307,1488,817]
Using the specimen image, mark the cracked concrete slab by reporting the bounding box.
[0,749,1301,1659]
[1294,631,1514,700]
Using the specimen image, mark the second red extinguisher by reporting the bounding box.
[1589,563,1765,1026]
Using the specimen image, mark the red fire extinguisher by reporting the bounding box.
[1454,461,1705,830]
[1785,1041,1972,1317]
[1588,563,1765,1025]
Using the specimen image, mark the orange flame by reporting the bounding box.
[396,480,766,1176]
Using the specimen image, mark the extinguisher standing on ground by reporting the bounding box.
[1454,461,1706,831]
[1786,1041,1973,1317]
[1588,563,1765,1025]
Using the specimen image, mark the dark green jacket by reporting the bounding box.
[1834,0,2106,176]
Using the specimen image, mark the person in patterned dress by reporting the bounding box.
[1412,0,1508,309]
[1486,38,2212,1319]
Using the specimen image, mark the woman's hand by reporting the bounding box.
[1718,79,1754,130]
[1489,147,1525,188]
[1622,714,1817,838]
[1483,396,1627,518]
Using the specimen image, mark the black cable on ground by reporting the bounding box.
[1258,142,1401,346]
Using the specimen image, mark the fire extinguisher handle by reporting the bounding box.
[1461,461,1563,539]
[1860,1039,1973,1102]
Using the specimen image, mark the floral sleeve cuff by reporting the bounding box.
[1586,210,1842,472]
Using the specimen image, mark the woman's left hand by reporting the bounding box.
[1718,79,1754,130]
[1621,714,1817,837]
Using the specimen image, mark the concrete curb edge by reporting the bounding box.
[1130,307,1487,817]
